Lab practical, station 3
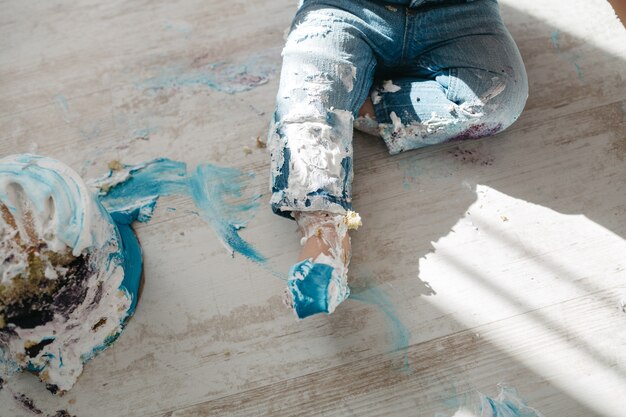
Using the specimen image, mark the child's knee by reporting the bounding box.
[458,68,528,135]
[486,73,528,133]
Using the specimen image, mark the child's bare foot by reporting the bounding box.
[296,211,351,265]
[354,97,380,136]
[358,97,376,119]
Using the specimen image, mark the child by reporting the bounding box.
[268,0,528,318]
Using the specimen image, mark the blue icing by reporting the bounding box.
[340,156,351,199]
[272,145,290,193]
[189,164,264,262]
[437,385,544,417]
[25,363,45,372]
[98,158,265,263]
[109,198,158,224]
[99,158,188,214]
[479,387,543,417]
[288,259,335,318]
[114,220,142,317]
[136,56,276,95]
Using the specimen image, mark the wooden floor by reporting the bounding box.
[1,0,625,416]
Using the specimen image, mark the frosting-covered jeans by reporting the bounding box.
[269,0,528,219]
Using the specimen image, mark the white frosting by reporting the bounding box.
[390,111,404,132]
[382,80,401,93]
[339,64,357,92]
[286,121,348,193]
[89,163,136,193]
[371,90,382,105]
[380,111,471,155]
[270,107,354,215]
[0,156,111,265]
[354,114,380,137]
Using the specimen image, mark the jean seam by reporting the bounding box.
[373,93,392,125]
[400,8,411,63]
[446,67,458,103]
[351,59,377,116]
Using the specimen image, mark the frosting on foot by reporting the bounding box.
[286,210,360,319]
[287,259,350,318]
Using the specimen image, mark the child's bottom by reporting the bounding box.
[269,0,528,219]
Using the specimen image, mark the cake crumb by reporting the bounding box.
[49,410,76,417]
[344,210,362,230]
[24,340,38,349]
[13,393,43,414]
[108,160,124,171]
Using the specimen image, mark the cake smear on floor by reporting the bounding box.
[91,157,265,263]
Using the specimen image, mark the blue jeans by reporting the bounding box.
[269,0,528,219]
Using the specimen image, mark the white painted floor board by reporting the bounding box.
[0,0,625,416]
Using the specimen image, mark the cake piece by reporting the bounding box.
[0,154,142,393]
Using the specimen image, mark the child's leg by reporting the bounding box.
[270,4,377,217]
[356,0,528,154]
[269,3,377,318]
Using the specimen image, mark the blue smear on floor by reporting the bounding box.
[136,56,277,95]
[398,157,422,190]
[350,284,411,371]
[550,30,560,49]
[52,94,70,122]
[132,127,159,140]
[572,62,585,82]
[163,20,193,35]
[436,385,544,417]
[550,29,585,83]
[97,158,265,263]
[79,122,103,141]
